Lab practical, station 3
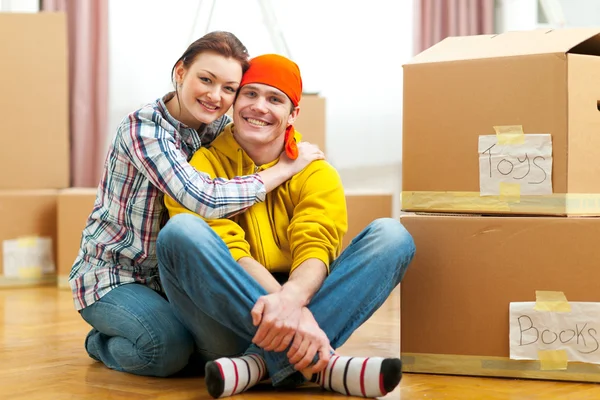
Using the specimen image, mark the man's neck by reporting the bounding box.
[243,143,282,166]
[233,127,285,166]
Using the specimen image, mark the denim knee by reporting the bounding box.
[365,218,416,282]
[368,218,415,253]
[157,214,212,249]
[138,325,194,377]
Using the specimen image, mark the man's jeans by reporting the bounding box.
[155,214,415,385]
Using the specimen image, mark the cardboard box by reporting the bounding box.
[402,28,600,216]
[0,190,58,287]
[343,192,393,249]
[57,188,97,289]
[400,214,600,382]
[0,13,69,189]
[295,94,326,154]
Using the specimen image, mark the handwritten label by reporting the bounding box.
[509,302,600,365]
[2,237,55,278]
[478,134,553,196]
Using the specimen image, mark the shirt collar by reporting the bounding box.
[158,92,203,151]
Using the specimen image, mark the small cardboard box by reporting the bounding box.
[402,28,600,216]
[0,13,69,189]
[343,192,393,250]
[0,190,58,287]
[57,188,97,288]
[295,94,326,155]
[400,214,600,382]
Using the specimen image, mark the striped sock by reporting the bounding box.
[204,353,267,398]
[310,356,402,398]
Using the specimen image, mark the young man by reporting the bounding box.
[159,54,416,398]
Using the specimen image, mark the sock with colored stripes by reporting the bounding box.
[204,353,267,398]
[310,356,402,398]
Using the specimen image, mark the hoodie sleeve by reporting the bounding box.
[287,160,348,274]
[164,148,252,261]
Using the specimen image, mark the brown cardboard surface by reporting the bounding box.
[0,13,69,189]
[400,214,600,358]
[0,190,58,277]
[410,28,600,63]
[343,192,392,249]
[567,54,600,194]
[402,28,600,216]
[57,188,97,280]
[294,94,326,154]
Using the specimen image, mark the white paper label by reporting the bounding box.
[2,237,55,278]
[509,302,600,365]
[478,134,553,196]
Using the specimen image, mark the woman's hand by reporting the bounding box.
[278,141,325,177]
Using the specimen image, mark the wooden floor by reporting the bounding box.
[2,287,600,400]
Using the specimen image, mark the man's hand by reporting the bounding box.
[251,290,304,352]
[287,307,331,373]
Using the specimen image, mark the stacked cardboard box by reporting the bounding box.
[400,28,600,382]
[0,13,69,287]
[57,189,97,289]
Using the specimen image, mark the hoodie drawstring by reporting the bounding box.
[237,148,243,177]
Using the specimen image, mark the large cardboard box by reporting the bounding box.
[400,214,600,382]
[343,192,393,250]
[57,188,97,289]
[0,190,58,287]
[402,28,600,216]
[0,13,69,189]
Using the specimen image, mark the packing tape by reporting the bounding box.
[401,191,600,215]
[538,349,568,371]
[494,125,525,145]
[17,266,43,280]
[17,236,38,248]
[534,290,571,312]
[499,182,520,203]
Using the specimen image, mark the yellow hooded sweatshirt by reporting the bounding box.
[164,124,348,274]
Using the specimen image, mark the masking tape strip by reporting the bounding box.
[17,266,43,280]
[494,125,525,145]
[401,191,600,215]
[17,236,38,248]
[538,349,568,371]
[499,182,521,203]
[534,290,571,312]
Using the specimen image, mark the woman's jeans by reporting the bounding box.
[80,215,415,384]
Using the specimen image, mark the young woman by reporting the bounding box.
[69,31,324,377]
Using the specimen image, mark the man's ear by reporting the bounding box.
[287,106,300,126]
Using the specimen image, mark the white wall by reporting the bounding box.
[496,0,600,32]
[108,0,413,171]
[0,0,38,12]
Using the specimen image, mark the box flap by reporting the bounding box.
[407,28,600,64]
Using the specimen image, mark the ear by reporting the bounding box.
[287,106,300,126]
[174,60,187,85]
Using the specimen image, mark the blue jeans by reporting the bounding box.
[79,283,196,377]
[156,214,415,386]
